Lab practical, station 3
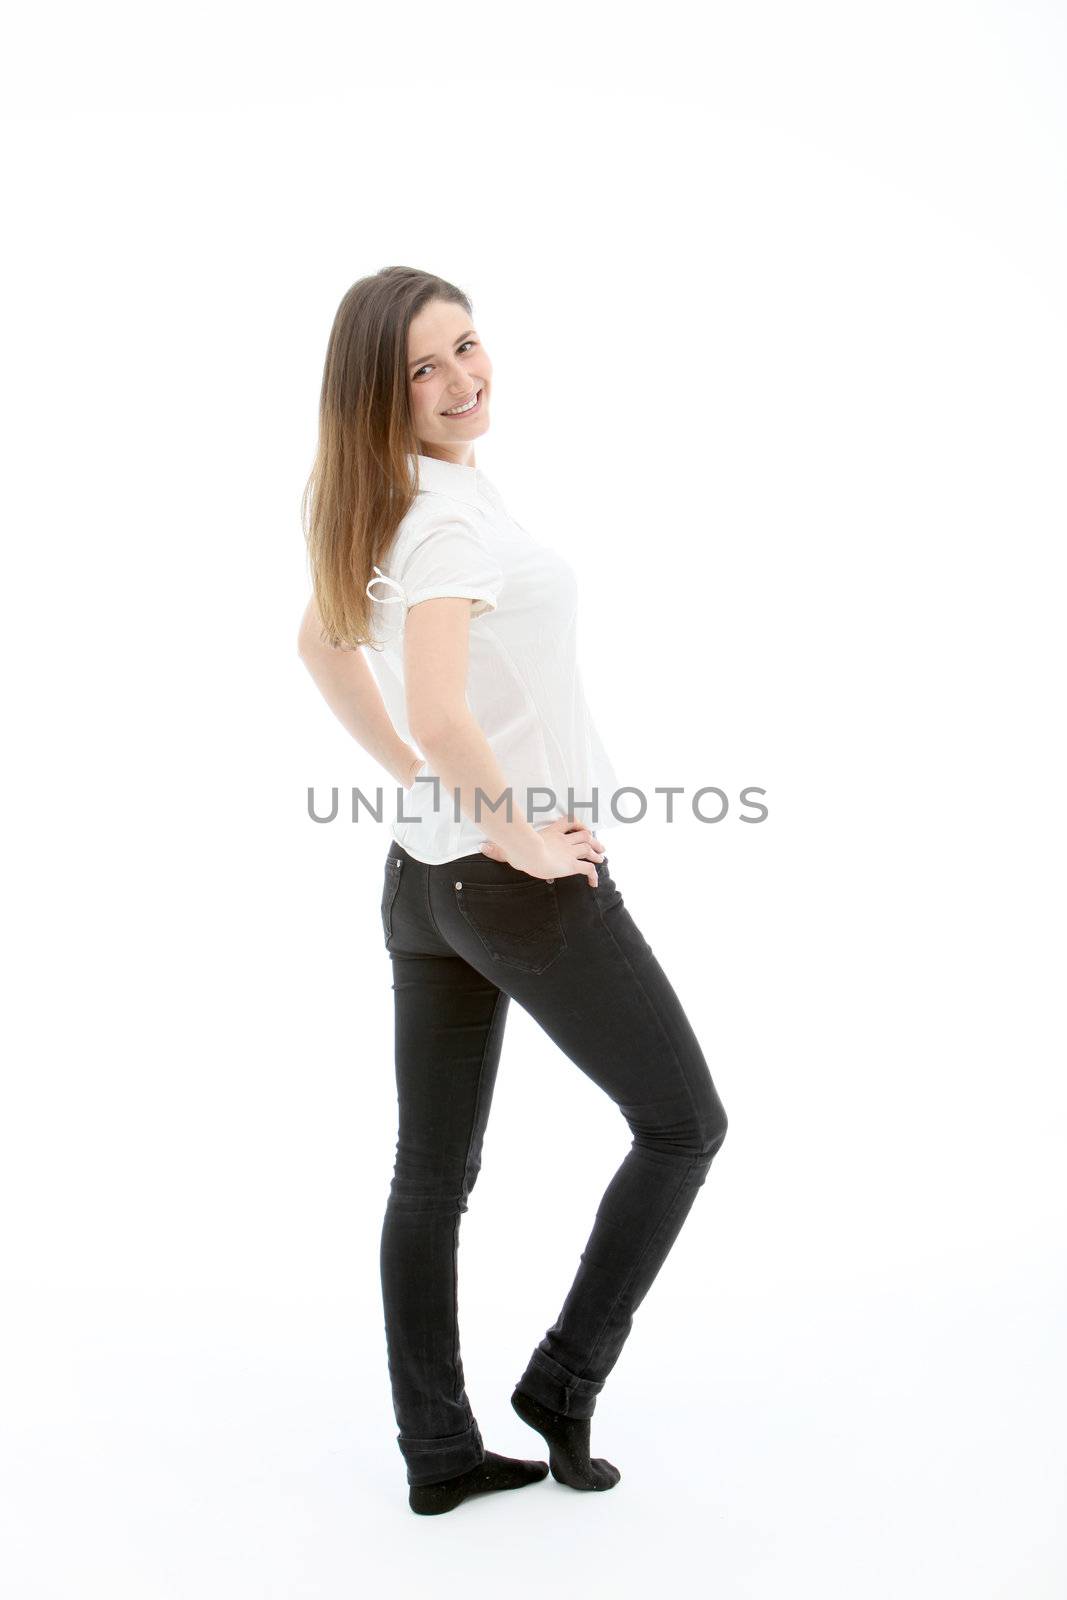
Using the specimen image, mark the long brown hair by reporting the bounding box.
[301,266,473,651]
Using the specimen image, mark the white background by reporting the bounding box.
[2,2,1065,1594]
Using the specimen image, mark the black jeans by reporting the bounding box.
[378,837,729,1487]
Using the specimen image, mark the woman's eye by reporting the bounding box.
[412,341,477,382]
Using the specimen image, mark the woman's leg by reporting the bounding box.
[380,947,510,1485]
[377,847,553,1511]
[426,848,728,1423]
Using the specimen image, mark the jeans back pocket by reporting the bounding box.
[454,877,567,974]
[594,854,623,914]
[381,855,404,949]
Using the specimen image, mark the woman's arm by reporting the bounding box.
[296,596,424,789]
[298,594,599,881]
[403,597,565,877]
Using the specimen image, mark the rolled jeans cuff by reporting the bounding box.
[400,1417,486,1486]
[516,1350,605,1420]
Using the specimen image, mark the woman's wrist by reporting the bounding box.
[401,751,427,790]
[500,828,549,877]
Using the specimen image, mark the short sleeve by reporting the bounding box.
[394,512,504,619]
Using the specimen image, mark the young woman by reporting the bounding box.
[298,267,728,1516]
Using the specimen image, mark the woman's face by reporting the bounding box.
[406,298,492,463]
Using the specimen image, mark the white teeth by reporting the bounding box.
[442,390,480,415]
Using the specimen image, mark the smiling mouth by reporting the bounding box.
[440,388,483,418]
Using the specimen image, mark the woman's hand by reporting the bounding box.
[480,816,606,887]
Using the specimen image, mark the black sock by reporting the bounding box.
[408,1449,549,1516]
[510,1388,621,1491]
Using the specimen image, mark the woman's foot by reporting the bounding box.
[510,1388,621,1490]
[408,1449,549,1515]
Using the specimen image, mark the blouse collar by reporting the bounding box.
[410,451,484,507]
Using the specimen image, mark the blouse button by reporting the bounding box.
[454,881,462,890]
[546,878,554,884]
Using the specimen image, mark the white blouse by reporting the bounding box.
[364,452,621,864]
